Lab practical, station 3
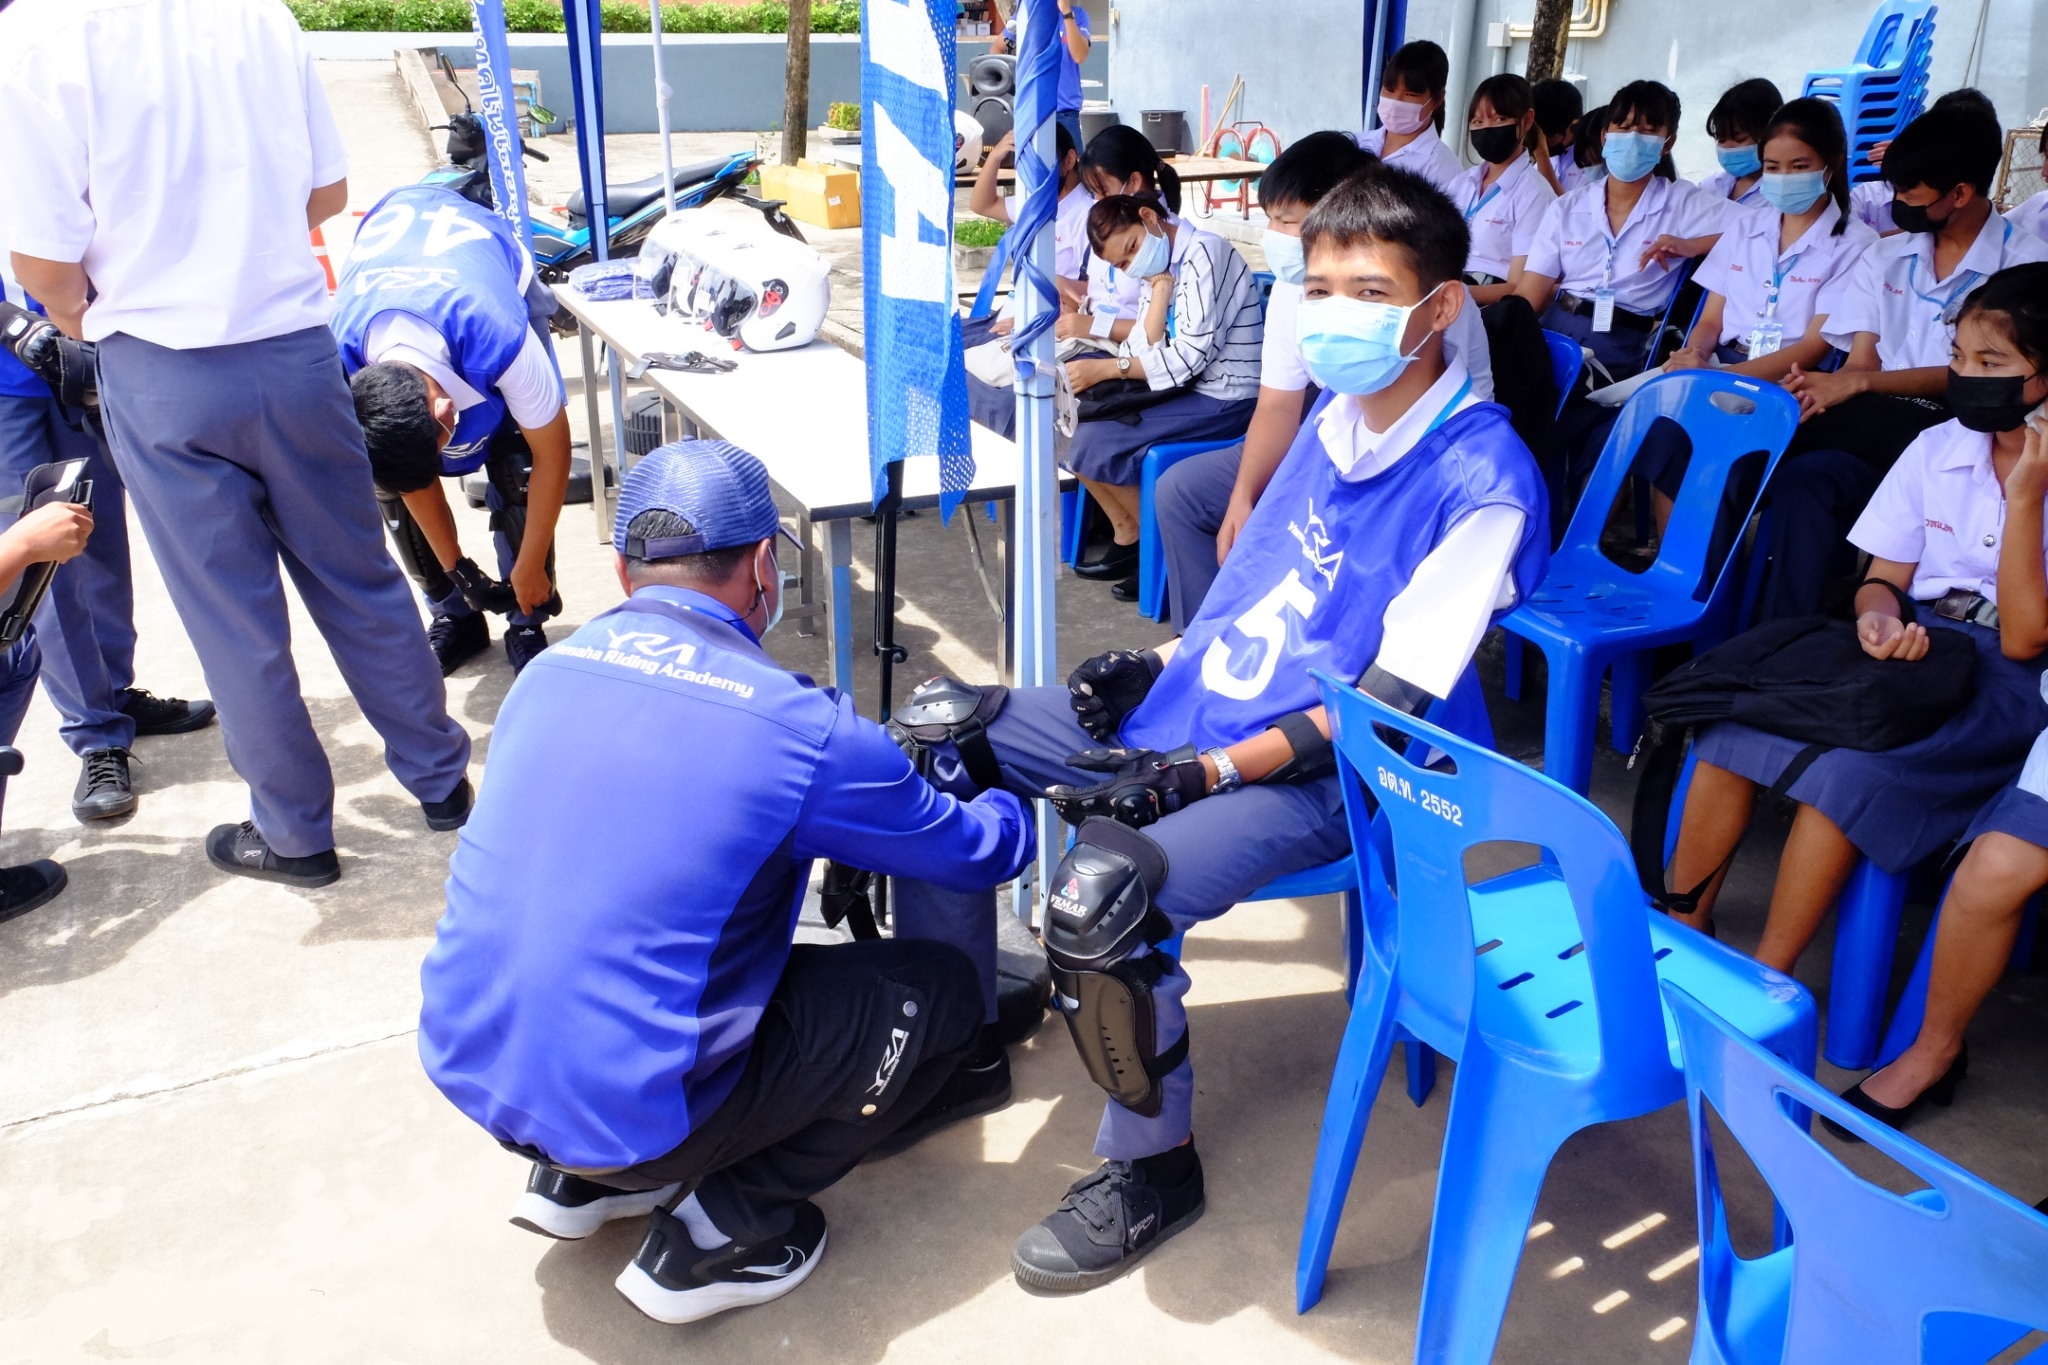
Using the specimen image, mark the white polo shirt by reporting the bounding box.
[1524,175,1729,315]
[1691,200,1878,348]
[1266,279,1495,401]
[1818,210,2048,369]
[363,313,563,430]
[1357,124,1465,195]
[1699,168,1767,210]
[1850,418,2048,602]
[1448,153,1557,279]
[0,0,349,349]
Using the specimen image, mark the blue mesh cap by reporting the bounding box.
[613,439,782,560]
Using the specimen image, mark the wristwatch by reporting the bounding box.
[1202,746,1243,794]
[1117,352,1132,374]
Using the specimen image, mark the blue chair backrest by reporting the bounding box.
[1317,673,1672,1086]
[1852,0,1937,71]
[1556,371,1800,604]
[1663,983,2048,1360]
[1252,269,1276,308]
[1542,329,1584,410]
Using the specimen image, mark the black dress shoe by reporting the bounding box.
[1072,541,1139,582]
[421,777,473,832]
[1109,573,1141,602]
[0,860,67,926]
[205,822,340,888]
[72,747,136,821]
[117,687,216,736]
[1822,1043,1968,1143]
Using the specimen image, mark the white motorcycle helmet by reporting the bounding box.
[954,108,985,178]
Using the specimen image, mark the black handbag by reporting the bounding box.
[1076,375,1193,426]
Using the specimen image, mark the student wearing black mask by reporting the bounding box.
[1449,74,1560,306]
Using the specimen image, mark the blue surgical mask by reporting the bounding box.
[1715,143,1761,179]
[1127,223,1170,278]
[1262,229,1305,285]
[1295,285,1446,397]
[1759,169,1829,216]
[1602,130,1665,183]
[756,546,785,638]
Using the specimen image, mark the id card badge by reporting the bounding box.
[1747,319,1785,358]
[1591,288,1616,334]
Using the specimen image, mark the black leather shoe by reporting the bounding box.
[428,612,490,676]
[117,687,216,736]
[1072,541,1139,582]
[1109,574,1141,602]
[205,822,340,888]
[421,777,473,832]
[0,860,67,926]
[72,748,136,821]
[1822,1043,1968,1143]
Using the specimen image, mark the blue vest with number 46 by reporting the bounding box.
[1124,394,1549,752]
[332,185,536,475]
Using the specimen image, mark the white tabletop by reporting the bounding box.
[555,288,1062,521]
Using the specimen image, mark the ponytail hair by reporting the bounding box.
[1764,96,1852,235]
[1470,73,1543,161]
[1079,124,1183,215]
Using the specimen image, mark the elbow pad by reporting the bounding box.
[1360,664,1435,719]
[1260,711,1335,785]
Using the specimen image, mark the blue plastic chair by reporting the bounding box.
[1135,437,1245,621]
[1872,883,2040,1071]
[1500,372,1799,794]
[1296,675,1817,1355]
[1543,328,1583,418]
[1664,983,2048,1364]
[1802,0,1937,184]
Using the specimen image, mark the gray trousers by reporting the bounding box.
[1152,442,1242,632]
[932,686,1349,1159]
[0,394,137,755]
[95,327,471,858]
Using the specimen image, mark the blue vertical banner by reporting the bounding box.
[861,0,974,518]
[468,0,532,245]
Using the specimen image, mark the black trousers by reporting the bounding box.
[591,939,982,1243]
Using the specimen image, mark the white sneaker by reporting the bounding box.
[507,1163,680,1241]
[615,1201,828,1325]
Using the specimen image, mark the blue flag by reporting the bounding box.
[861,0,974,518]
[468,0,533,246]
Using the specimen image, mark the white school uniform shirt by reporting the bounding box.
[1265,279,1494,401]
[1449,154,1557,280]
[998,183,1093,323]
[1524,175,1728,315]
[1357,123,1465,195]
[1691,200,1878,349]
[0,0,349,349]
[1551,151,1596,195]
[363,313,563,431]
[1819,209,2048,369]
[2010,190,2048,248]
[1850,418,2048,603]
[1312,360,1527,697]
[1850,179,1899,235]
[1698,168,1767,210]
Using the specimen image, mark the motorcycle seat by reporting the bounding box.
[566,159,737,220]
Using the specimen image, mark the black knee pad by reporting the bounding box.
[889,675,1009,789]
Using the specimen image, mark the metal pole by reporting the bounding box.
[1363,0,1392,133]
[650,0,677,213]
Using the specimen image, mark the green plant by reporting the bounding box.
[826,101,861,131]
[954,216,1007,248]
[286,0,858,34]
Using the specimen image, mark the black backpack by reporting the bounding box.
[1628,608,1978,912]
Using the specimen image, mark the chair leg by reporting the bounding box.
[1341,884,1365,1005]
[1138,468,1169,622]
[1404,1040,1437,1107]
[1413,1055,1572,1363]
[1608,650,1649,757]
[1295,965,1402,1314]
[1503,633,1524,703]
[1541,647,1603,796]
[1825,859,1908,1070]
[1662,744,1699,869]
[1874,887,1946,1071]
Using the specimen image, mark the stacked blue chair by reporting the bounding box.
[1664,983,2048,1363]
[1802,0,1937,184]
[1295,676,1817,1357]
[1502,373,1799,794]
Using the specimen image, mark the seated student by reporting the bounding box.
[1699,78,1784,210]
[1154,152,1500,628]
[1055,126,1183,348]
[1533,77,1589,194]
[964,123,1091,439]
[335,184,573,675]
[1453,74,1560,305]
[1759,103,2048,619]
[1061,194,1264,596]
[895,166,1548,1291]
[1851,90,2007,239]
[1635,98,1878,532]
[1663,268,2048,979]
[2010,124,2048,247]
[418,439,1036,1325]
[1355,40,1464,194]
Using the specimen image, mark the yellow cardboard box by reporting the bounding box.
[759,159,861,230]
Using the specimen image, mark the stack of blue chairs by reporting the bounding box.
[1801,0,1938,184]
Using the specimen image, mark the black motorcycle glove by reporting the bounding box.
[1046,745,1208,829]
[448,557,520,615]
[1067,647,1164,742]
[1,301,96,412]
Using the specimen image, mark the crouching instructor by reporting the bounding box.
[419,440,1035,1327]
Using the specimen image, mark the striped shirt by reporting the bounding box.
[1120,225,1265,400]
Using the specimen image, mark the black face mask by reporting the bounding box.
[1469,125,1522,166]
[1947,369,2042,433]
[1889,195,1952,235]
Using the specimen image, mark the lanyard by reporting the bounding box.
[1905,220,2011,322]
[1422,375,1476,438]
[1464,177,1505,222]
[1762,249,1805,319]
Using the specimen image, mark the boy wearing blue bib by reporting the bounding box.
[333,185,573,675]
[898,166,1549,1292]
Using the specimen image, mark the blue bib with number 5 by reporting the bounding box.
[1124,393,1548,752]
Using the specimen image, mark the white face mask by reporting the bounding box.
[1262,230,1305,285]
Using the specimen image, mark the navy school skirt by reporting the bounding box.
[1064,389,1257,487]
[1693,619,2048,875]
[1961,779,2048,851]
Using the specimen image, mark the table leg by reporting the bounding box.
[794,512,821,639]
[826,518,855,696]
[579,327,610,545]
[1000,498,1017,685]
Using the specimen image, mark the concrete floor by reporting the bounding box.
[2,59,2044,1364]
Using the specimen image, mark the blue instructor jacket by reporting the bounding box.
[418,586,1035,1170]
